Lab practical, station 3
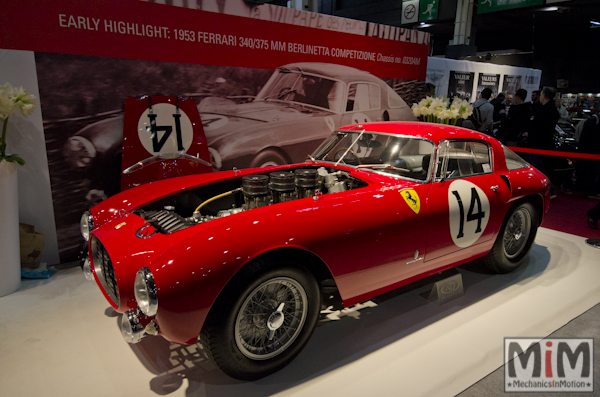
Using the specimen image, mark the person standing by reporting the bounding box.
[531,90,542,117]
[498,88,532,146]
[572,114,600,199]
[490,93,507,123]
[466,88,494,134]
[525,86,560,198]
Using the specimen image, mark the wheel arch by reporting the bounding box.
[207,247,336,316]
[510,194,544,227]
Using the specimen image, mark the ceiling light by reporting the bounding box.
[540,6,558,11]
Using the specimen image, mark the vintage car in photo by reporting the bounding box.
[62,62,415,189]
[200,62,416,170]
[81,122,550,380]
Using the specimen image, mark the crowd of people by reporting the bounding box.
[461,86,600,230]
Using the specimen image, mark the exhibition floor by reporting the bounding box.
[1,227,599,397]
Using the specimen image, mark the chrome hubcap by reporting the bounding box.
[267,303,286,332]
[514,229,523,240]
[235,277,308,360]
[503,208,531,259]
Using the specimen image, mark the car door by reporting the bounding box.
[425,139,510,262]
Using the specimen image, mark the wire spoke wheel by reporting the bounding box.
[235,277,308,360]
[502,207,532,259]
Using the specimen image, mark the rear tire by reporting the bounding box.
[199,258,320,380]
[481,202,538,274]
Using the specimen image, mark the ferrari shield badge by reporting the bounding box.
[400,189,420,214]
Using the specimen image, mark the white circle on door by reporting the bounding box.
[448,179,490,248]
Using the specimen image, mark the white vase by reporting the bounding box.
[0,160,21,297]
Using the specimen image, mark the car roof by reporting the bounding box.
[337,121,498,145]
[280,62,382,84]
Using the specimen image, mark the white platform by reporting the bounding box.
[1,227,599,397]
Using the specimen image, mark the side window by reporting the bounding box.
[436,140,492,180]
[346,83,381,112]
[504,146,528,170]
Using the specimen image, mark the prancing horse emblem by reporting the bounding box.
[400,189,421,214]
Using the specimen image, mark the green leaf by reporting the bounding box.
[3,154,25,166]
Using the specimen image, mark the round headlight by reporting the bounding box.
[134,267,158,316]
[80,211,94,241]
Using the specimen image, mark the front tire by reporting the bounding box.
[199,259,321,380]
[482,202,539,274]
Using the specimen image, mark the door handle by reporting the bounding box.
[491,185,499,192]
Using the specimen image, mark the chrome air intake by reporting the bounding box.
[269,171,296,204]
[91,236,119,306]
[295,169,319,198]
[242,175,270,210]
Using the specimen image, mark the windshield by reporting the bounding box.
[255,68,344,112]
[312,130,435,182]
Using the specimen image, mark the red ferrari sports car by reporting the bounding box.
[81,121,550,380]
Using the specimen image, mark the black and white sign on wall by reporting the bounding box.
[402,0,420,25]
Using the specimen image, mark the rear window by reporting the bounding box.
[504,146,528,170]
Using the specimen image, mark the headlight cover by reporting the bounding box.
[80,211,93,241]
[134,267,158,316]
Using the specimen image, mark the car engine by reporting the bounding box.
[134,167,364,235]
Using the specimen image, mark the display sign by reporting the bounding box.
[428,58,542,106]
[448,71,475,102]
[476,73,501,98]
[1,0,428,81]
[419,0,438,22]
[402,0,420,25]
[501,75,522,95]
[477,0,544,14]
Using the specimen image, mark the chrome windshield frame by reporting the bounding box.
[313,129,437,184]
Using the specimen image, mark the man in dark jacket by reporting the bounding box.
[498,88,531,145]
[490,93,506,123]
[524,86,560,197]
[531,90,542,117]
[527,87,560,150]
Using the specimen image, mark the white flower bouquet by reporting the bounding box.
[0,83,37,166]
[411,96,473,125]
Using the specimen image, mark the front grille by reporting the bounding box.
[91,236,120,306]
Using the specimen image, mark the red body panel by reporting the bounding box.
[88,122,550,344]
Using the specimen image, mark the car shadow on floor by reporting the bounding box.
[114,243,555,396]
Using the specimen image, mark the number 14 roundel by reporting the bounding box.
[448,180,490,248]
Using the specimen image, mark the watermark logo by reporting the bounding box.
[505,338,594,392]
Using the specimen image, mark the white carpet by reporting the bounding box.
[1,227,599,397]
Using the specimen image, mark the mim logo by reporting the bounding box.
[504,338,594,392]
